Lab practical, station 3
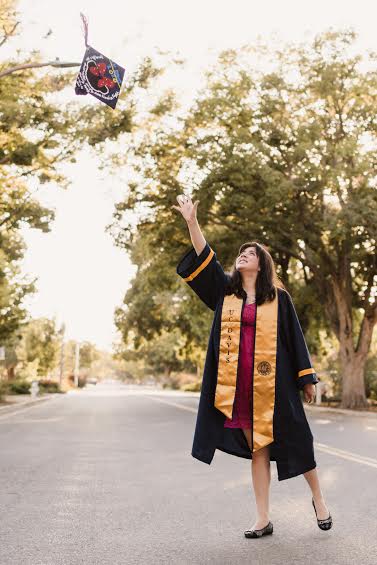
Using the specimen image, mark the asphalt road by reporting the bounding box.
[0,382,376,565]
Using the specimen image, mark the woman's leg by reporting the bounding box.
[243,429,271,529]
[303,467,330,519]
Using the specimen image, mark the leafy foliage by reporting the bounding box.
[112,31,377,406]
[0,0,162,349]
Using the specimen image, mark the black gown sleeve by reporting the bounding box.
[176,241,228,311]
[284,290,319,390]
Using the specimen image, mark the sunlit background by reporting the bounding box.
[5,0,377,349]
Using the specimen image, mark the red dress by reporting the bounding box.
[224,302,256,429]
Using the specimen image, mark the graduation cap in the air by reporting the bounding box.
[75,14,125,109]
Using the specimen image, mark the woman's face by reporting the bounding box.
[235,246,260,273]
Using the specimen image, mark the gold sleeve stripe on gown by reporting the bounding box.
[297,368,316,378]
[182,248,215,282]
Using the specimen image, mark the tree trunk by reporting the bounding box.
[339,346,368,409]
[331,278,370,409]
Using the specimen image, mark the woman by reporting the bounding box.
[172,194,333,538]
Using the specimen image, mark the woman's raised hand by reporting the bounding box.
[171,194,200,224]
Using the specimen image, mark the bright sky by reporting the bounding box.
[11,0,377,349]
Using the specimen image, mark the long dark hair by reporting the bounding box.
[225,241,286,305]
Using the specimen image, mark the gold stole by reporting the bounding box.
[214,293,278,452]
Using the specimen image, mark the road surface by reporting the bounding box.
[0,382,376,564]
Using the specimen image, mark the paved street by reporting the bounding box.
[0,382,376,565]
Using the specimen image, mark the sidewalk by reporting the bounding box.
[165,388,377,418]
[304,403,377,418]
[0,393,61,415]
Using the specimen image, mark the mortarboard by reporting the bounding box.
[75,13,125,110]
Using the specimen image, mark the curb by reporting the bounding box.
[177,390,377,418]
[304,404,377,418]
[0,393,60,416]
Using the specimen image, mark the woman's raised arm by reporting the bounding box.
[173,194,228,310]
[171,194,205,256]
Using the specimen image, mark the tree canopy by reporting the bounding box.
[0,0,161,353]
[111,30,377,408]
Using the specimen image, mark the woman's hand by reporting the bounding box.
[303,383,316,404]
[171,194,200,224]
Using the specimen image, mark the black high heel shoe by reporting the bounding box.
[312,497,332,530]
[244,521,273,538]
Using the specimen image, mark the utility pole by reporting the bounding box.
[59,324,65,388]
[74,342,80,387]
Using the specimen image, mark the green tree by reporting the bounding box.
[79,341,100,369]
[64,340,99,374]
[16,317,60,377]
[0,0,162,346]
[112,30,377,409]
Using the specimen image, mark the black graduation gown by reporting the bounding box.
[176,241,319,481]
